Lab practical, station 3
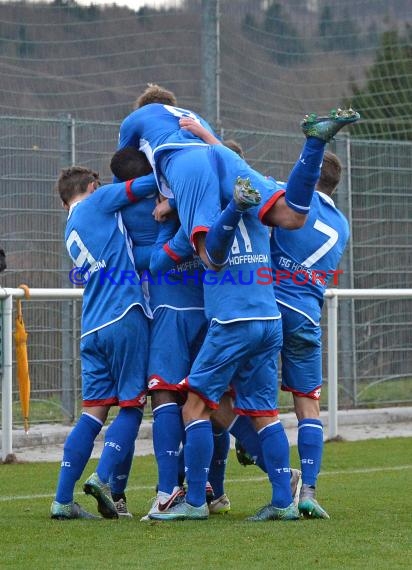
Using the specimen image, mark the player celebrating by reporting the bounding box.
[118,84,276,270]
[272,151,349,518]
[148,107,359,522]
[50,168,153,520]
[110,147,209,519]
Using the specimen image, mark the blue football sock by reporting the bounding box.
[205,200,243,266]
[177,410,187,487]
[229,415,266,472]
[259,421,292,508]
[298,418,324,487]
[96,407,142,484]
[110,444,135,497]
[55,412,102,504]
[184,420,214,507]
[285,137,326,214]
[208,427,230,498]
[152,403,183,495]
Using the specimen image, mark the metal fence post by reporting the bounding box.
[201,0,220,131]
[70,117,80,418]
[1,296,13,459]
[327,292,339,439]
[60,115,75,422]
[334,135,357,406]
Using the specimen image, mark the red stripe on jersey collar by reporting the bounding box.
[125,178,139,203]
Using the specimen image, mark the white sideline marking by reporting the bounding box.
[1,464,411,503]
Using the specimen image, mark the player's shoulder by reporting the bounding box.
[310,192,349,232]
[121,107,139,125]
[121,104,160,126]
[315,190,341,211]
[315,191,346,216]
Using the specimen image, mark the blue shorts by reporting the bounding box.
[148,307,208,391]
[279,305,322,399]
[161,147,221,247]
[80,306,149,407]
[186,319,282,416]
[209,144,286,223]
[161,145,282,247]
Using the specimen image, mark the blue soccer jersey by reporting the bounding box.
[121,191,159,249]
[64,180,153,337]
[271,191,350,325]
[203,210,279,323]
[118,103,223,243]
[209,144,286,213]
[118,179,206,390]
[150,143,284,322]
[149,220,204,311]
[152,208,280,322]
[122,198,204,312]
[118,103,216,195]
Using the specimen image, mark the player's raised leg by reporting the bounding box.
[204,177,261,267]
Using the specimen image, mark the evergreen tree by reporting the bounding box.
[318,5,362,53]
[349,29,412,140]
[18,25,33,58]
[318,5,334,51]
[263,2,307,65]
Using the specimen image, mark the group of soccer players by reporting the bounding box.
[50,83,358,522]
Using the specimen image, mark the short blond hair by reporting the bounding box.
[134,83,177,109]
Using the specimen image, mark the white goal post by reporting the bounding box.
[1,288,82,459]
[1,287,412,459]
[324,289,412,439]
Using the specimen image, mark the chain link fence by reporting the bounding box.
[1,116,411,425]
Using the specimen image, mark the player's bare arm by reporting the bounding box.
[262,196,307,229]
[179,117,220,145]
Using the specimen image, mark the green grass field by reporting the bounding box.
[1,438,411,570]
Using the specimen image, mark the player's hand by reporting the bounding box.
[179,116,198,131]
[179,117,220,145]
[179,117,206,138]
[153,198,173,222]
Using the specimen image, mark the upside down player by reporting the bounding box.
[148,107,359,521]
[117,84,262,271]
[180,115,353,520]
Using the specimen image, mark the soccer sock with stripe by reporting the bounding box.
[110,444,135,500]
[298,418,324,487]
[208,427,230,498]
[184,420,214,507]
[229,415,266,472]
[259,421,292,508]
[284,137,326,214]
[152,402,183,495]
[205,200,243,266]
[55,412,102,504]
[96,407,142,484]
[177,410,187,487]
